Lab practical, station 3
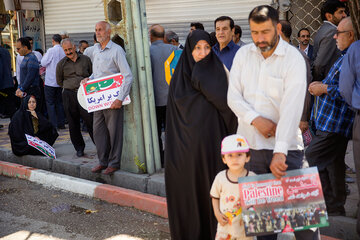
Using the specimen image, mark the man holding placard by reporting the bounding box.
[85,21,133,175]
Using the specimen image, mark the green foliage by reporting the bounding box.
[134,155,146,173]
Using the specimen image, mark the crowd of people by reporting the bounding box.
[0,0,360,239]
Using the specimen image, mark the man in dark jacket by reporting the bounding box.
[0,46,16,121]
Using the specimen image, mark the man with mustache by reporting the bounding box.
[56,38,94,157]
[228,5,318,239]
[297,28,314,63]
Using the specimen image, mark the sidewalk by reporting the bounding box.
[0,117,358,239]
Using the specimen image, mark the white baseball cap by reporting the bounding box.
[221,134,250,154]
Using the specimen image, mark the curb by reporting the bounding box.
[0,161,346,239]
[0,160,168,218]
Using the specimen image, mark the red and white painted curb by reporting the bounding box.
[0,161,168,218]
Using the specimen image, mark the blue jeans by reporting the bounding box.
[44,85,65,128]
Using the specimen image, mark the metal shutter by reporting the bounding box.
[144,0,271,44]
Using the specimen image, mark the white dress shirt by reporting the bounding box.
[228,37,306,155]
[41,44,66,87]
[16,50,42,84]
[299,44,309,56]
[91,40,133,101]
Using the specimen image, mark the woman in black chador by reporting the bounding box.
[9,95,58,156]
[165,30,238,239]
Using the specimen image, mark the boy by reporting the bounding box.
[210,134,255,240]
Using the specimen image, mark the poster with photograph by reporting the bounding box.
[79,73,131,113]
[238,167,329,237]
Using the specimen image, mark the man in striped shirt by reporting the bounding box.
[305,17,355,216]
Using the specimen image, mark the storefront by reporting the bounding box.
[1,1,19,75]
[1,0,44,75]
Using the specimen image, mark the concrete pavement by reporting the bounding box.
[0,117,358,239]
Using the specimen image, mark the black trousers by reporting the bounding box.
[0,87,17,117]
[156,106,166,167]
[305,130,349,213]
[62,89,94,152]
[352,111,360,235]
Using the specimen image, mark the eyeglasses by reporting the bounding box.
[335,30,350,36]
[300,35,310,38]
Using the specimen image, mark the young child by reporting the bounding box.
[210,134,255,240]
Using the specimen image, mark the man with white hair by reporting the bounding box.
[86,21,133,175]
[306,17,356,217]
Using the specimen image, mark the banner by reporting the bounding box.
[79,73,131,113]
[25,134,56,159]
[238,167,328,237]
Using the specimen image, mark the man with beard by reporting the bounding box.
[56,38,94,157]
[313,0,346,82]
[297,28,314,63]
[228,5,319,240]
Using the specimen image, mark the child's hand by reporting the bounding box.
[215,212,228,226]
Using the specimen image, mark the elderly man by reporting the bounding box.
[213,16,240,70]
[41,34,66,129]
[164,30,184,49]
[56,39,94,157]
[306,17,356,217]
[149,24,178,167]
[313,0,347,82]
[86,21,133,175]
[15,38,41,104]
[339,38,360,236]
[228,5,318,240]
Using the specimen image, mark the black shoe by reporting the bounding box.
[76,150,84,157]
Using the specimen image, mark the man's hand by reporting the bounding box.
[308,82,327,96]
[251,116,277,138]
[299,121,309,133]
[15,89,24,98]
[80,78,90,85]
[214,211,228,226]
[110,99,123,109]
[270,153,288,179]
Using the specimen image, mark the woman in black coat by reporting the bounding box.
[9,95,58,156]
[165,30,238,240]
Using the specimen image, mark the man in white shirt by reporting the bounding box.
[228,5,318,239]
[41,34,66,129]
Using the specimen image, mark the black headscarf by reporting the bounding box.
[8,95,58,156]
[165,30,237,239]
